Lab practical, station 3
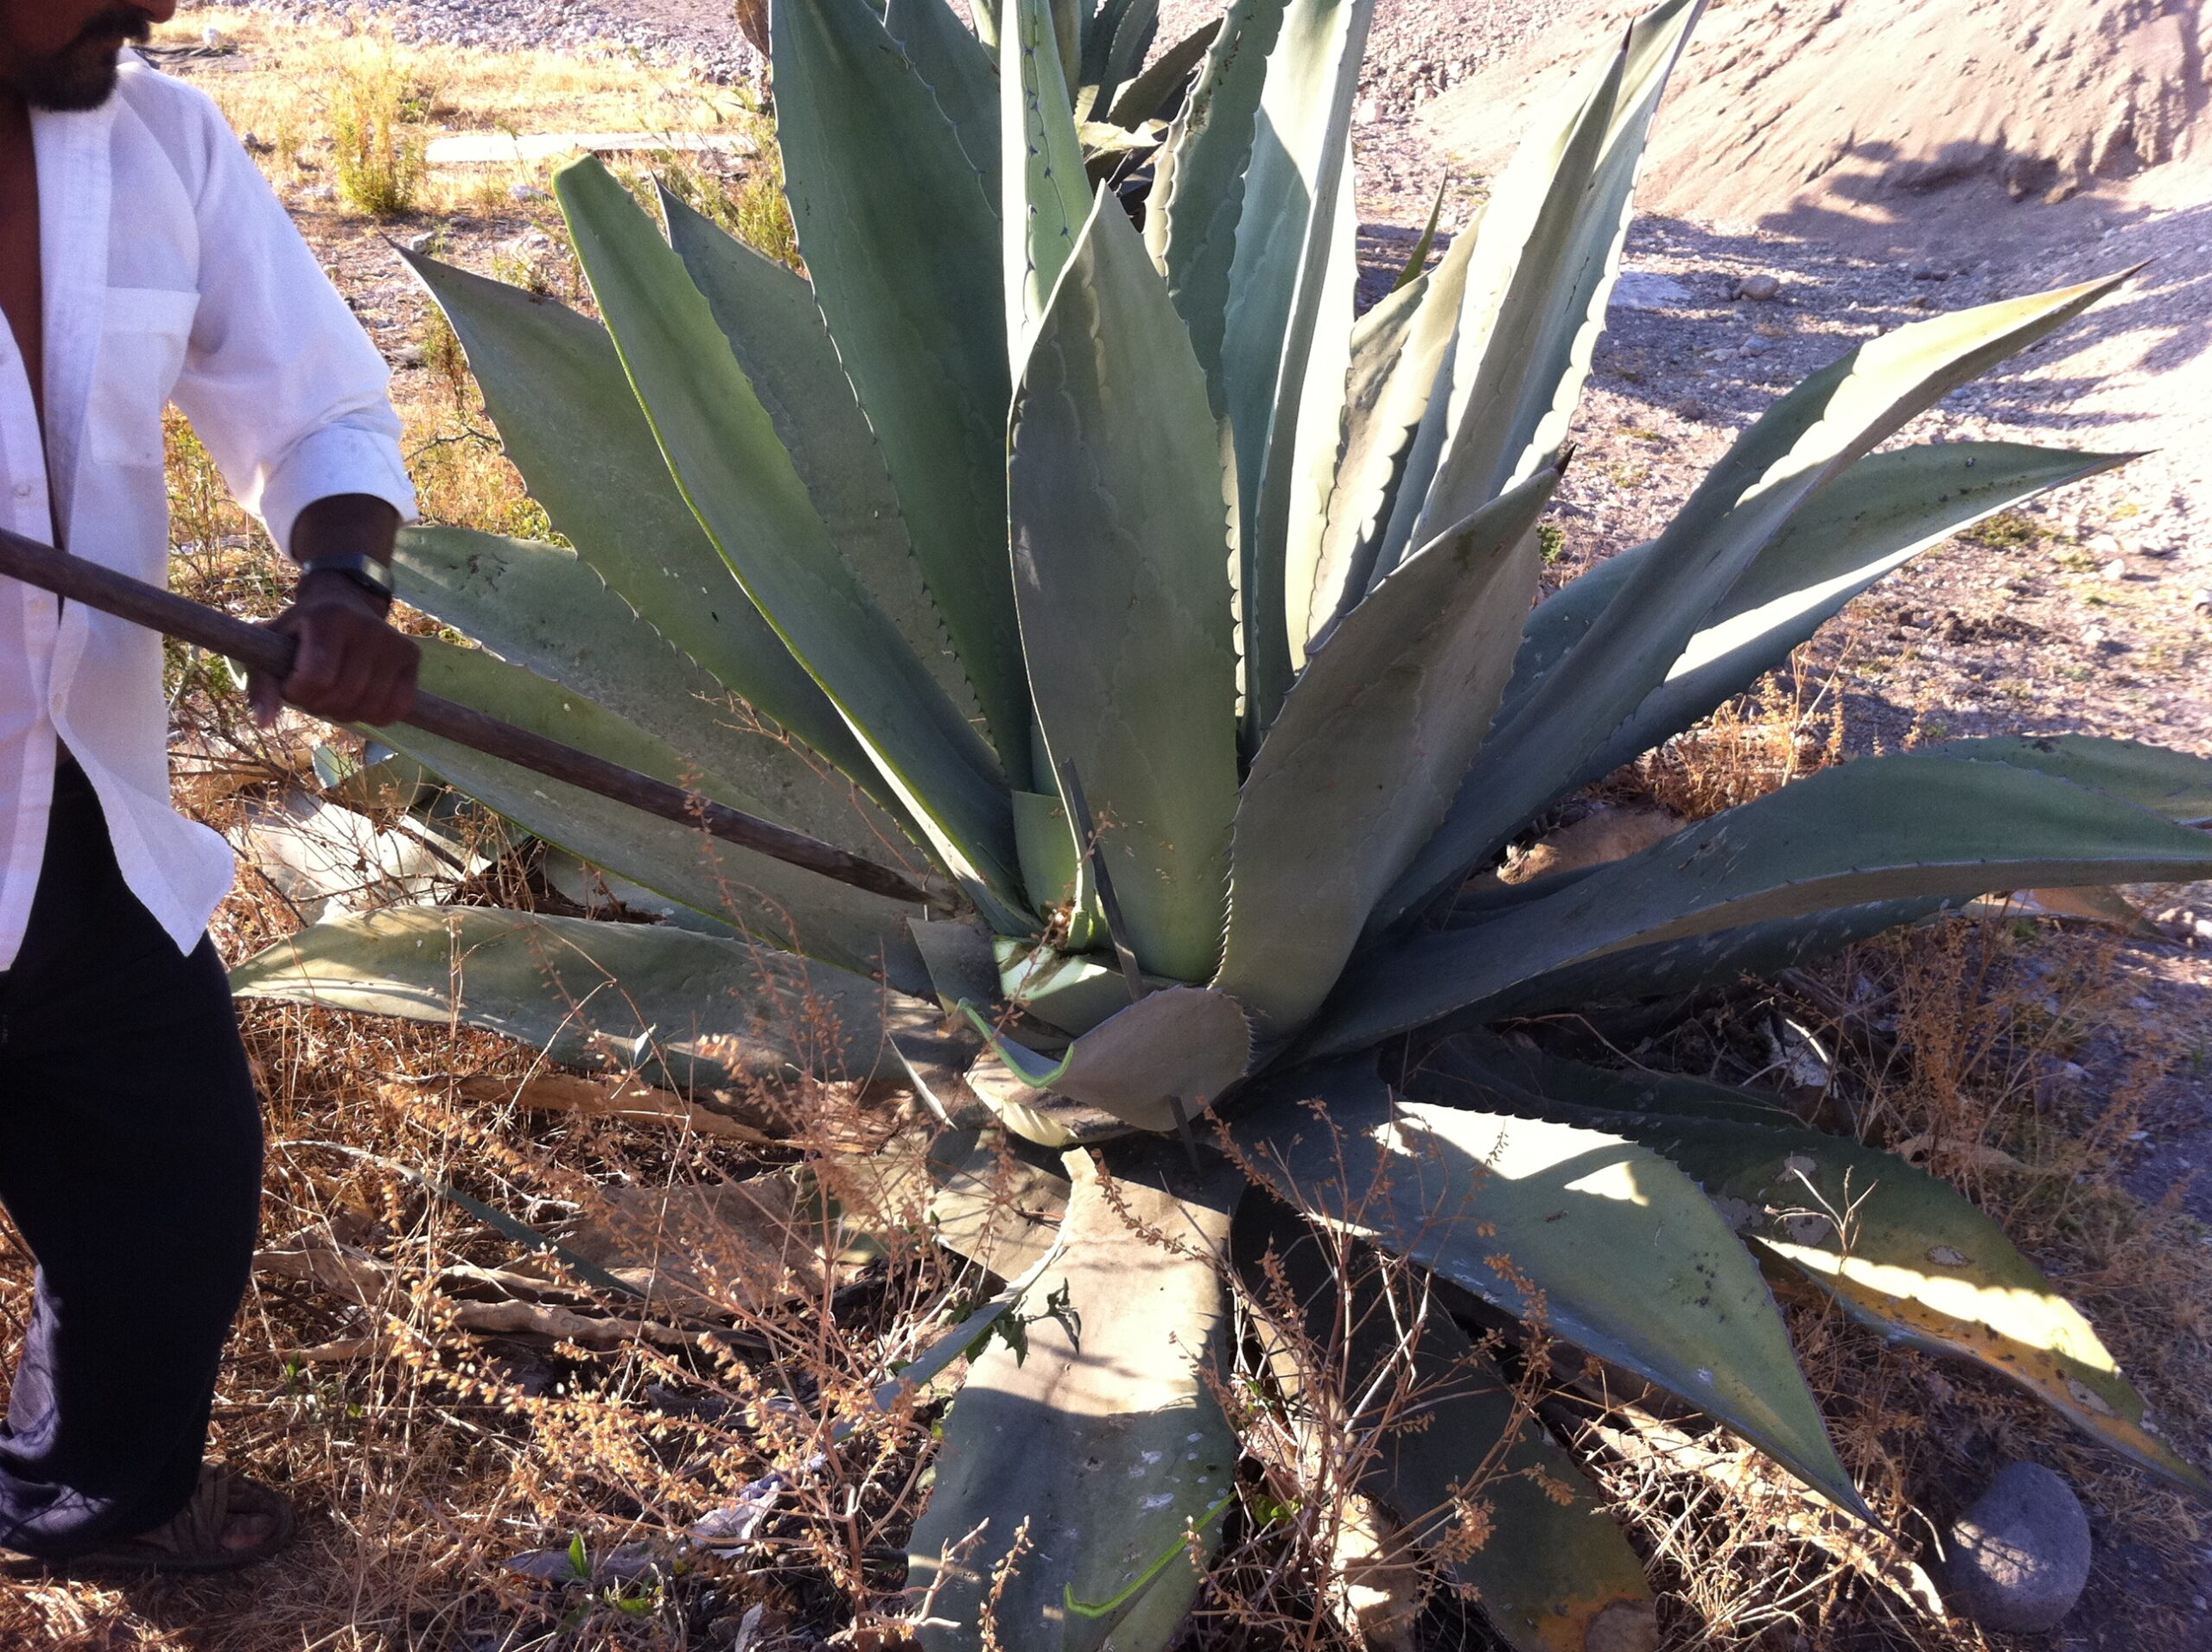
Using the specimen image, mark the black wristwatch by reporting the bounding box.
[297,550,396,608]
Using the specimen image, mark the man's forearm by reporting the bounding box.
[288,492,399,569]
[251,492,417,729]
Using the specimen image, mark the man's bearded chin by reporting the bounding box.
[10,10,152,112]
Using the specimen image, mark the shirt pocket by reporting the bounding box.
[86,287,200,471]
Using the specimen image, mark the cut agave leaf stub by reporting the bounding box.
[906,1147,1240,1652]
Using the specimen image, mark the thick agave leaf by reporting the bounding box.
[1284,268,1424,658]
[1421,1040,2212,1497]
[1401,1,1697,556]
[1588,446,2131,783]
[1502,443,2130,749]
[1389,181,1446,292]
[1078,0,1134,82]
[882,0,1001,191]
[1002,0,1095,362]
[964,985,1253,1134]
[927,1127,1071,1278]
[1268,150,1361,708]
[392,527,911,859]
[1231,1058,1866,1516]
[1011,788,1103,948]
[1049,0,1081,89]
[907,1146,1240,1652]
[1096,0,1160,105]
[556,159,1024,920]
[773,0,1032,777]
[999,940,1174,1036]
[912,917,1004,1013]
[1921,734,2212,825]
[1381,274,2130,929]
[1449,899,1954,1026]
[1011,194,1240,982]
[232,906,915,1087]
[1325,751,2212,1052]
[1104,17,1220,128]
[660,191,984,728]
[396,252,868,785]
[1433,884,1955,1026]
[1306,226,1476,644]
[1142,0,1290,391]
[1219,0,1376,730]
[1217,466,1559,1039]
[386,641,929,982]
[1233,1198,1657,1652]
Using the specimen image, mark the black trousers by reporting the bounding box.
[0,756,263,1557]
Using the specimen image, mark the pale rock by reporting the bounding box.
[2101,557,2127,581]
[1736,273,1783,301]
[1942,1462,2092,1634]
[1611,271,1693,310]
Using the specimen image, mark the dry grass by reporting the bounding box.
[4,10,2205,1649]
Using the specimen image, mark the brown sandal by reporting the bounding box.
[64,1467,296,1575]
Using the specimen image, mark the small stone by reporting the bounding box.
[1912,264,1949,280]
[2191,588,2212,613]
[1611,271,1694,310]
[1354,96,1379,124]
[510,181,552,203]
[2082,623,2108,648]
[1736,273,1782,302]
[2101,558,2126,581]
[300,183,337,203]
[1675,397,1707,422]
[394,345,426,369]
[398,231,437,254]
[2084,531,2126,557]
[1942,1462,2093,1634]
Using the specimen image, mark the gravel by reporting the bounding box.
[213,0,762,82]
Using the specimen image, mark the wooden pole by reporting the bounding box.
[0,528,954,912]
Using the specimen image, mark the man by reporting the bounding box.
[0,1,419,1569]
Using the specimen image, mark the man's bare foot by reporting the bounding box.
[132,1493,278,1555]
[58,1468,296,1573]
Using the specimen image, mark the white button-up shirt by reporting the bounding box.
[0,55,415,969]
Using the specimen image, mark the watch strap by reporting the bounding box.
[297,550,396,604]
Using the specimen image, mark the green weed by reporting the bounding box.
[331,56,428,217]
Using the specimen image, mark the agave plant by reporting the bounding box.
[237,0,2212,1643]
